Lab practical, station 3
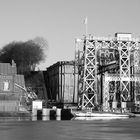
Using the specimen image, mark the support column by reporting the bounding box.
[78,38,98,109]
[119,41,131,103]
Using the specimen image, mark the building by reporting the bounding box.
[45,61,78,106]
[0,61,27,112]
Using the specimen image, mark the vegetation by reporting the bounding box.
[0,37,48,74]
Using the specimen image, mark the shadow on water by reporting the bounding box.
[0,117,32,122]
[0,115,74,122]
[32,115,73,121]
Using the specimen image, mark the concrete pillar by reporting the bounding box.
[112,102,117,112]
[112,102,117,109]
[121,102,127,112]
[42,108,50,116]
[32,108,37,116]
[103,102,110,112]
[121,102,126,108]
[56,108,61,116]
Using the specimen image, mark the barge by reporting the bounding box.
[72,111,135,118]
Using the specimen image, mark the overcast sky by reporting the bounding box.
[0,0,140,69]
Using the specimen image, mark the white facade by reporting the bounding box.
[115,33,132,40]
[32,100,42,110]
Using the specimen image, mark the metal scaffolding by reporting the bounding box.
[75,33,140,111]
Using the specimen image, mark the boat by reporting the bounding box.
[72,111,135,118]
[72,116,129,121]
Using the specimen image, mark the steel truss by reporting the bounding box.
[76,35,140,110]
[76,39,98,109]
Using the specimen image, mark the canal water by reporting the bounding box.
[0,116,140,140]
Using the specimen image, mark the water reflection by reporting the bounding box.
[32,116,62,121]
[42,116,50,121]
[0,117,139,140]
[72,116,129,121]
[0,115,132,122]
[0,116,139,140]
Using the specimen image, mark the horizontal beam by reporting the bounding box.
[105,76,140,81]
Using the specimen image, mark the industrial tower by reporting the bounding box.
[75,33,140,112]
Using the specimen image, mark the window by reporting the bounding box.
[3,81,10,91]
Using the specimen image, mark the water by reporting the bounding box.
[0,116,140,140]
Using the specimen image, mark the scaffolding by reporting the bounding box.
[75,33,140,112]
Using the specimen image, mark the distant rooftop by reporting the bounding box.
[0,62,17,75]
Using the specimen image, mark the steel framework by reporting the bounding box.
[75,34,140,111]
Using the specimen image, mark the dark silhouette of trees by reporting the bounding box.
[0,37,48,74]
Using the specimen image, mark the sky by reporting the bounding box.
[0,0,140,70]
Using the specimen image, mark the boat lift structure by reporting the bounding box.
[75,33,140,112]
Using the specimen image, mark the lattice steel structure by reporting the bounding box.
[75,38,98,109]
[75,33,140,111]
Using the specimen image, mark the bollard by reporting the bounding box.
[112,102,117,109]
[121,102,126,108]
[42,108,50,116]
[121,102,127,112]
[56,108,61,116]
[112,102,117,112]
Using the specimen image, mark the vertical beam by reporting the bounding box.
[134,42,140,104]
[75,38,85,108]
[103,73,110,111]
[77,38,98,109]
[119,41,130,102]
[82,39,97,109]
